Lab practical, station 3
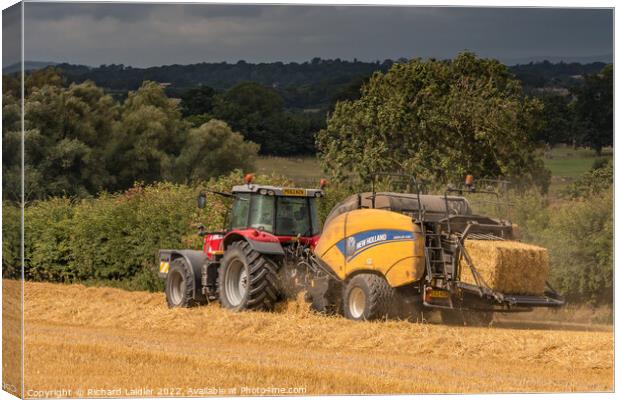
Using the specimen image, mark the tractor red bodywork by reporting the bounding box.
[203,229,320,261]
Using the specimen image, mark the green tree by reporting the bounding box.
[211,81,321,155]
[110,81,189,189]
[185,113,215,128]
[14,81,119,199]
[536,94,572,146]
[317,52,550,190]
[2,91,49,200]
[212,81,283,153]
[25,67,65,95]
[545,188,613,305]
[180,86,217,117]
[563,159,613,199]
[571,64,613,154]
[328,74,370,111]
[511,186,613,305]
[3,77,264,200]
[174,119,258,182]
[2,91,23,201]
[2,66,65,98]
[2,74,20,98]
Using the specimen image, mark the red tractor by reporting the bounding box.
[159,175,325,311]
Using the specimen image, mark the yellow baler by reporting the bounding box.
[314,208,425,288]
[303,189,564,323]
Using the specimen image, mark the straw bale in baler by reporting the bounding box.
[459,240,549,295]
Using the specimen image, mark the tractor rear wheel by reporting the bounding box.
[343,274,395,321]
[218,241,280,311]
[165,258,198,308]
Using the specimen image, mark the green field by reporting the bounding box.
[255,156,323,185]
[256,146,612,189]
[543,146,612,178]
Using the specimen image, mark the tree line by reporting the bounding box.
[179,82,322,155]
[2,54,613,201]
[2,74,258,201]
[52,58,394,111]
[534,64,612,153]
[15,58,608,111]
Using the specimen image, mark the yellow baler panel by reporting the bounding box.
[315,208,425,287]
[384,256,422,286]
[314,212,347,277]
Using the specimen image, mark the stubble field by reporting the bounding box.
[2,279,613,397]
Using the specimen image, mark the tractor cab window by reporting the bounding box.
[230,193,250,229]
[276,197,312,236]
[249,194,275,232]
[230,192,319,236]
[309,198,321,235]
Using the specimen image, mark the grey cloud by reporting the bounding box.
[25,2,265,21]
[24,3,159,21]
[181,4,265,19]
[20,4,613,67]
[3,3,22,68]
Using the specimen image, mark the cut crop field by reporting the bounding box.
[3,280,613,397]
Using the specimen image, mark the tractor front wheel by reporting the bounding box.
[343,274,395,321]
[218,241,280,311]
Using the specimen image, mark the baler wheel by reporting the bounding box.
[218,241,280,311]
[343,274,394,321]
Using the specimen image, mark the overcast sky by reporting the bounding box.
[4,3,614,68]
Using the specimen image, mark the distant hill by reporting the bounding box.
[510,60,609,88]
[6,58,610,109]
[503,53,612,65]
[3,60,58,74]
[52,59,393,110]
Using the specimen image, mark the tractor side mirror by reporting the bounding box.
[197,192,207,209]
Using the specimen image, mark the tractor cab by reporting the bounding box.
[228,184,323,238]
[194,176,326,262]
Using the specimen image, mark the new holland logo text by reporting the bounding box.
[336,229,415,261]
[355,233,387,250]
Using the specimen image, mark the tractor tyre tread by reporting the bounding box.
[219,241,280,311]
[165,258,198,308]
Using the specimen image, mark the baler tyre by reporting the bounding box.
[218,241,280,312]
[343,274,394,321]
[165,258,198,308]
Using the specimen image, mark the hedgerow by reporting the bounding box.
[3,171,290,291]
